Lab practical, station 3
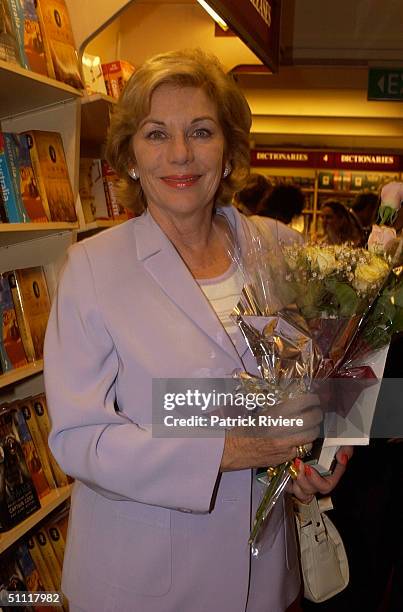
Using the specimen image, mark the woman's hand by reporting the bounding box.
[290,446,353,504]
[220,392,323,472]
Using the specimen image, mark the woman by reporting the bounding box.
[44,49,352,612]
[320,199,364,245]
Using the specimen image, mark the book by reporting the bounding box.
[101,160,127,221]
[15,542,48,612]
[16,134,49,222]
[91,158,110,219]
[31,393,69,487]
[12,266,51,361]
[0,550,32,612]
[0,405,40,532]
[7,271,36,363]
[0,274,28,372]
[78,157,95,223]
[45,522,65,568]
[0,131,23,222]
[81,52,107,95]
[36,0,83,89]
[23,130,76,222]
[12,405,51,499]
[35,528,62,590]
[0,185,8,222]
[0,0,21,64]
[20,397,57,489]
[8,0,48,75]
[101,60,134,99]
[27,534,56,592]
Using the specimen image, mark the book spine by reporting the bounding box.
[0,0,22,64]
[35,0,55,78]
[35,529,62,590]
[0,182,8,222]
[0,132,23,222]
[3,132,30,221]
[27,535,57,592]
[23,131,52,220]
[0,275,28,370]
[8,271,36,362]
[8,0,28,68]
[21,399,58,489]
[17,133,49,222]
[45,523,65,568]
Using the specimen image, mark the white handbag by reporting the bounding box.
[294,496,349,603]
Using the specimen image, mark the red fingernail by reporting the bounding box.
[341,453,349,466]
[294,458,301,469]
[304,465,312,477]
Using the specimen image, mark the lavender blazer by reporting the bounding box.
[44,206,300,612]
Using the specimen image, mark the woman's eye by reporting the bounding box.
[146,130,167,140]
[192,128,212,138]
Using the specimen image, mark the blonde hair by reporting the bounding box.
[106,49,252,215]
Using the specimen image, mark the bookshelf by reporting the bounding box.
[0,60,81,121]
[0,361,44,390]
[0,485,72,555]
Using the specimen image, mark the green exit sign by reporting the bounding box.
[368,68,403,101]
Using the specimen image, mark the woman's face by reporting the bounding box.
[321,206,343,235]
[131,84,226,219]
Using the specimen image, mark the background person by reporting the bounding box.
[44,49,351,612]
[233,172,272,216]
[320,199,364,246]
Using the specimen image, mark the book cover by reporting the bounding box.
[35,529,62,590]
[14,266,51,360]
[78,157,95,223]
[0,0,21,64]
[0,275,28,372]
[16,134,49,222]
[12,405,51,499]
[101,60,134,99]
[3,132,31,222]
[36,0,83,89]
[0,132,23,222]
[31,393,69,487]
[0,185,8,222]
[20,397,57,489]
[0,550,32,612]
[0,406,40,532]
[81,52,107,96]
[23,130,76,222]
[27,535,56,592]
[7,271,36,363]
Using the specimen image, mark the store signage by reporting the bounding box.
[251,150,401,171]
[334,152,400,171]
[368,68,403,101]
[205,0,281,72]
[251,150,316,167]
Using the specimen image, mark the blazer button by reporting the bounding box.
[177,507,193,513]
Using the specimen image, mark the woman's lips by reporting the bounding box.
[161,175,201,189]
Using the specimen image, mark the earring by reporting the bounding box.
[223,163,232,178]
[128,168,139,180]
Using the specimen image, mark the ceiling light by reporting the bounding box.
[197,0,228,31]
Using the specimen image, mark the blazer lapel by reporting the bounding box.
[133,210,243,365]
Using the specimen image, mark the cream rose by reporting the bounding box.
[353,254,390,293]
[305,246,337,275]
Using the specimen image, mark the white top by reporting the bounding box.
[198,263,244,341]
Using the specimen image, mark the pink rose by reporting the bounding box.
[368,224,397,254]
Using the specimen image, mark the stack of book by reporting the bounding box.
[0,130,76,224]
[0,504,69,610]
[101,60,135,99]
[79,158,129,224]
[0,392,70,533]
[0,0,83,89]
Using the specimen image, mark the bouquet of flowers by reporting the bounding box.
[229,185,403,556]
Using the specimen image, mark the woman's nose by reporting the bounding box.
[167,134,193,164]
